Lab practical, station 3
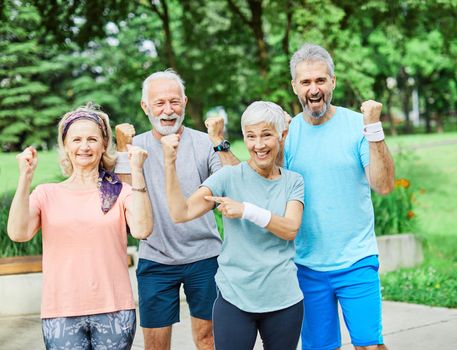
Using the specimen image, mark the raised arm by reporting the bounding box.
[361,100,395,195]
[7,147,41,242]
[115,123,135,184]
[206,196,304,241]
[205,117,240,166]
[161,134,215,223]
[124,144,153,239]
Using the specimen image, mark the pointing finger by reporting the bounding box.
[204,196,225,204]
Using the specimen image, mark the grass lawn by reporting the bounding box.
[379,133,457,307]
[0,151,63,196]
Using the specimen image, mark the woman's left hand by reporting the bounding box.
[205,196,244,219]
[127,144,148,171]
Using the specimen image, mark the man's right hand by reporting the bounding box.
[161,134,180,162]
[115,123,136,151]
[17,146,38,179]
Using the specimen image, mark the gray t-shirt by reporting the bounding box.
[133,127,222,264]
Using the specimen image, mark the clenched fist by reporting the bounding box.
[205,116,225,142]
[126,144,148,172]
[16,146,38,179]
[116,123,136,151]
[161,134,180,162]
[361,100,383,125]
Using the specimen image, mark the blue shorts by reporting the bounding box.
[136,256,218,328]
[297,255,384,350]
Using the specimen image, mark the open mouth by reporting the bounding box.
[160,118,177,126]
[255,150,270,160]
[308,96,323,106]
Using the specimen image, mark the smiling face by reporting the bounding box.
[141,78,188,137]
[64,119,105,171]
[292,60,336,121]
[244,122,281,174]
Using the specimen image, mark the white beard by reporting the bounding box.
[148,111,185,135]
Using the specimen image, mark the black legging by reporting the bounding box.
[212,293,303,350]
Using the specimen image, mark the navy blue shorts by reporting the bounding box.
[136,257,218,328]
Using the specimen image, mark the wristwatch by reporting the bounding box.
[213,140,231,152]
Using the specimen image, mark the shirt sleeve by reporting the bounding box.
[120,182,133,209]
[360,136,370,168]
[287,171,305,206]
[29,185,44,214]
[201,166,230,197]
[208,147,222,175]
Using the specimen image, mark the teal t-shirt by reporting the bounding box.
[202,162,304,312]
[284,106,378,271]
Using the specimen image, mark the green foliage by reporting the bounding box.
[372,151,418,235]
[0,194,43,257]
[382,235,457,308]
[0,1,71,151]
[372,184,416,236]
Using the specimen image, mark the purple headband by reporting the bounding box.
[62,111,107,141]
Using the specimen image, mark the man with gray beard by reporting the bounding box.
[285,43,394,350]
[115,69,238,350]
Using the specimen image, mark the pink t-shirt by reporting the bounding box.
[30,183,135,318]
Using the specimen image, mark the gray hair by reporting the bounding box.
[290,43,334,80]
[141,68,186,104]
[241,101,286,140]
[57,103,116,176]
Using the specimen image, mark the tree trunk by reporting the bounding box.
[386,91,397,136]
[185,100,205,131]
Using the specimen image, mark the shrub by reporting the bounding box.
[372,150,418,235]
[0,193,43,257]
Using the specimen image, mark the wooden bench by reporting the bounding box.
[0,254,134,276]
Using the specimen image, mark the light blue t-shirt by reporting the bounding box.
[284,107,378,271]
[202,162,304,312]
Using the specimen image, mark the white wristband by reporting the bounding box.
[242,202,272,228]
[115,152,131,174]
[363,122,385,142]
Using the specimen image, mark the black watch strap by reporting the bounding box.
[213,140,231,152]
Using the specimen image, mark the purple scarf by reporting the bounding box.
[98,168,123,214]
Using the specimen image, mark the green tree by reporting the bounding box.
[0,0,69,151]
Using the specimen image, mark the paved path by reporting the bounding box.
[1,301,456,349]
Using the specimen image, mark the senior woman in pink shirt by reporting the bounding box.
[7,104,153,350]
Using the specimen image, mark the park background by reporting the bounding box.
[1,0,456,309]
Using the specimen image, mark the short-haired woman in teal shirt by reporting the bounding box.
[161,101,304,350]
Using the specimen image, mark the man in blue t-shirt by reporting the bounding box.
[285,43,394,350]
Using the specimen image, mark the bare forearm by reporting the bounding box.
[128,170,153,239]
[7,177,36,242]
[266,215,301,241]
[368,142,395,195]
[164,160,193,222]
[217,151,240,166]
[118,173,132,185]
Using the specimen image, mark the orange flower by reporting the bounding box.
[395,178,410,188]
[407,210,415,219]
